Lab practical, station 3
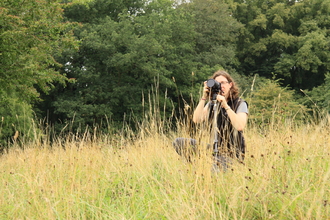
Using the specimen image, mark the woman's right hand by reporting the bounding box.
[202,81,210,99]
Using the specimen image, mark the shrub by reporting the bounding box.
[247,77,307,126]
[0,91,35,151]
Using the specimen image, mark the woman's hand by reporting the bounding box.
[216,94,228,109]
[202,81,210,99]
[193,81,211,123]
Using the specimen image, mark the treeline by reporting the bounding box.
[1,0,330,148]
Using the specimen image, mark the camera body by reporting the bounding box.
[207,79,221,100]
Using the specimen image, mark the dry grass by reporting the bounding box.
[0,114,329,219]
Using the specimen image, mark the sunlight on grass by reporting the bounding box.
[0,111,329,219]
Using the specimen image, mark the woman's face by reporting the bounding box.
[215,75,232,98]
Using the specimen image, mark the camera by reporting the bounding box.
[207,79,221,100]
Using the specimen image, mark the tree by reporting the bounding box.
[226,0,330,91]
[45,0,199,132]
[63,0,145,23]
[180,0,243,69]
[40,0,246,134]
[0,0,78,102]
[0,0,77,146]
[305,72,330,114]
[0,91,35,152]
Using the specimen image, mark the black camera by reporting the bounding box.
[207,79,221,100]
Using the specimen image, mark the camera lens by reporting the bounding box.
[207,79,216,88]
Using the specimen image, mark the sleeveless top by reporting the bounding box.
[208,98,247,160]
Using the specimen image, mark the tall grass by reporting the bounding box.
[0,101,329,219]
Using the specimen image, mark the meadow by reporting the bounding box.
[0,112,329,219]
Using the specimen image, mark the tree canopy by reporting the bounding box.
[42,0,241,132]
[0,0,77,147]
[0,0,78,101]
[227,0,330,90]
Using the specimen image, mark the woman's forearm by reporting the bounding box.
[225,107,247,131]
[193,99,208,123]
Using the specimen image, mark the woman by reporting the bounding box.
[173,70,248,168]
[193,70,248,160]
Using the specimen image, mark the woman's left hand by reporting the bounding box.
[216,94,228,108]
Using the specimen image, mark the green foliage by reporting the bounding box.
[5,0,329,137]
[247,76,307,125]
[227,0,330,91]
[63,0,145,23]
[46,0,198,133]
[42,0,245,134]
[306,72,330,113]
[181,0,243,68]
[0,0,78,102]
[0,0,78,147]
[0,91,35,151]
[0,0,328,154]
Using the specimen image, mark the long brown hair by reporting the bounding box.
[211,70,240,100]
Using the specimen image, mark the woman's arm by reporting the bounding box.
[193,81,210,123]
[217,95,248,131]
[224,108,248,131]
[192,100,209,123]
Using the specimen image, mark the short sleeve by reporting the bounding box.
[236,101,248,114]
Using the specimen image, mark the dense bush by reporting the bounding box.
[0,92,35,152]
[246,77,308,126]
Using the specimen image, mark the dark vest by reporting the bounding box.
[208,98,247,160]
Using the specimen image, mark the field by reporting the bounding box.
[0,114,329,219]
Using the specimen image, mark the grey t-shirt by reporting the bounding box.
[237,101,248,114]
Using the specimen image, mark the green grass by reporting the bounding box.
[0,114,329,219]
